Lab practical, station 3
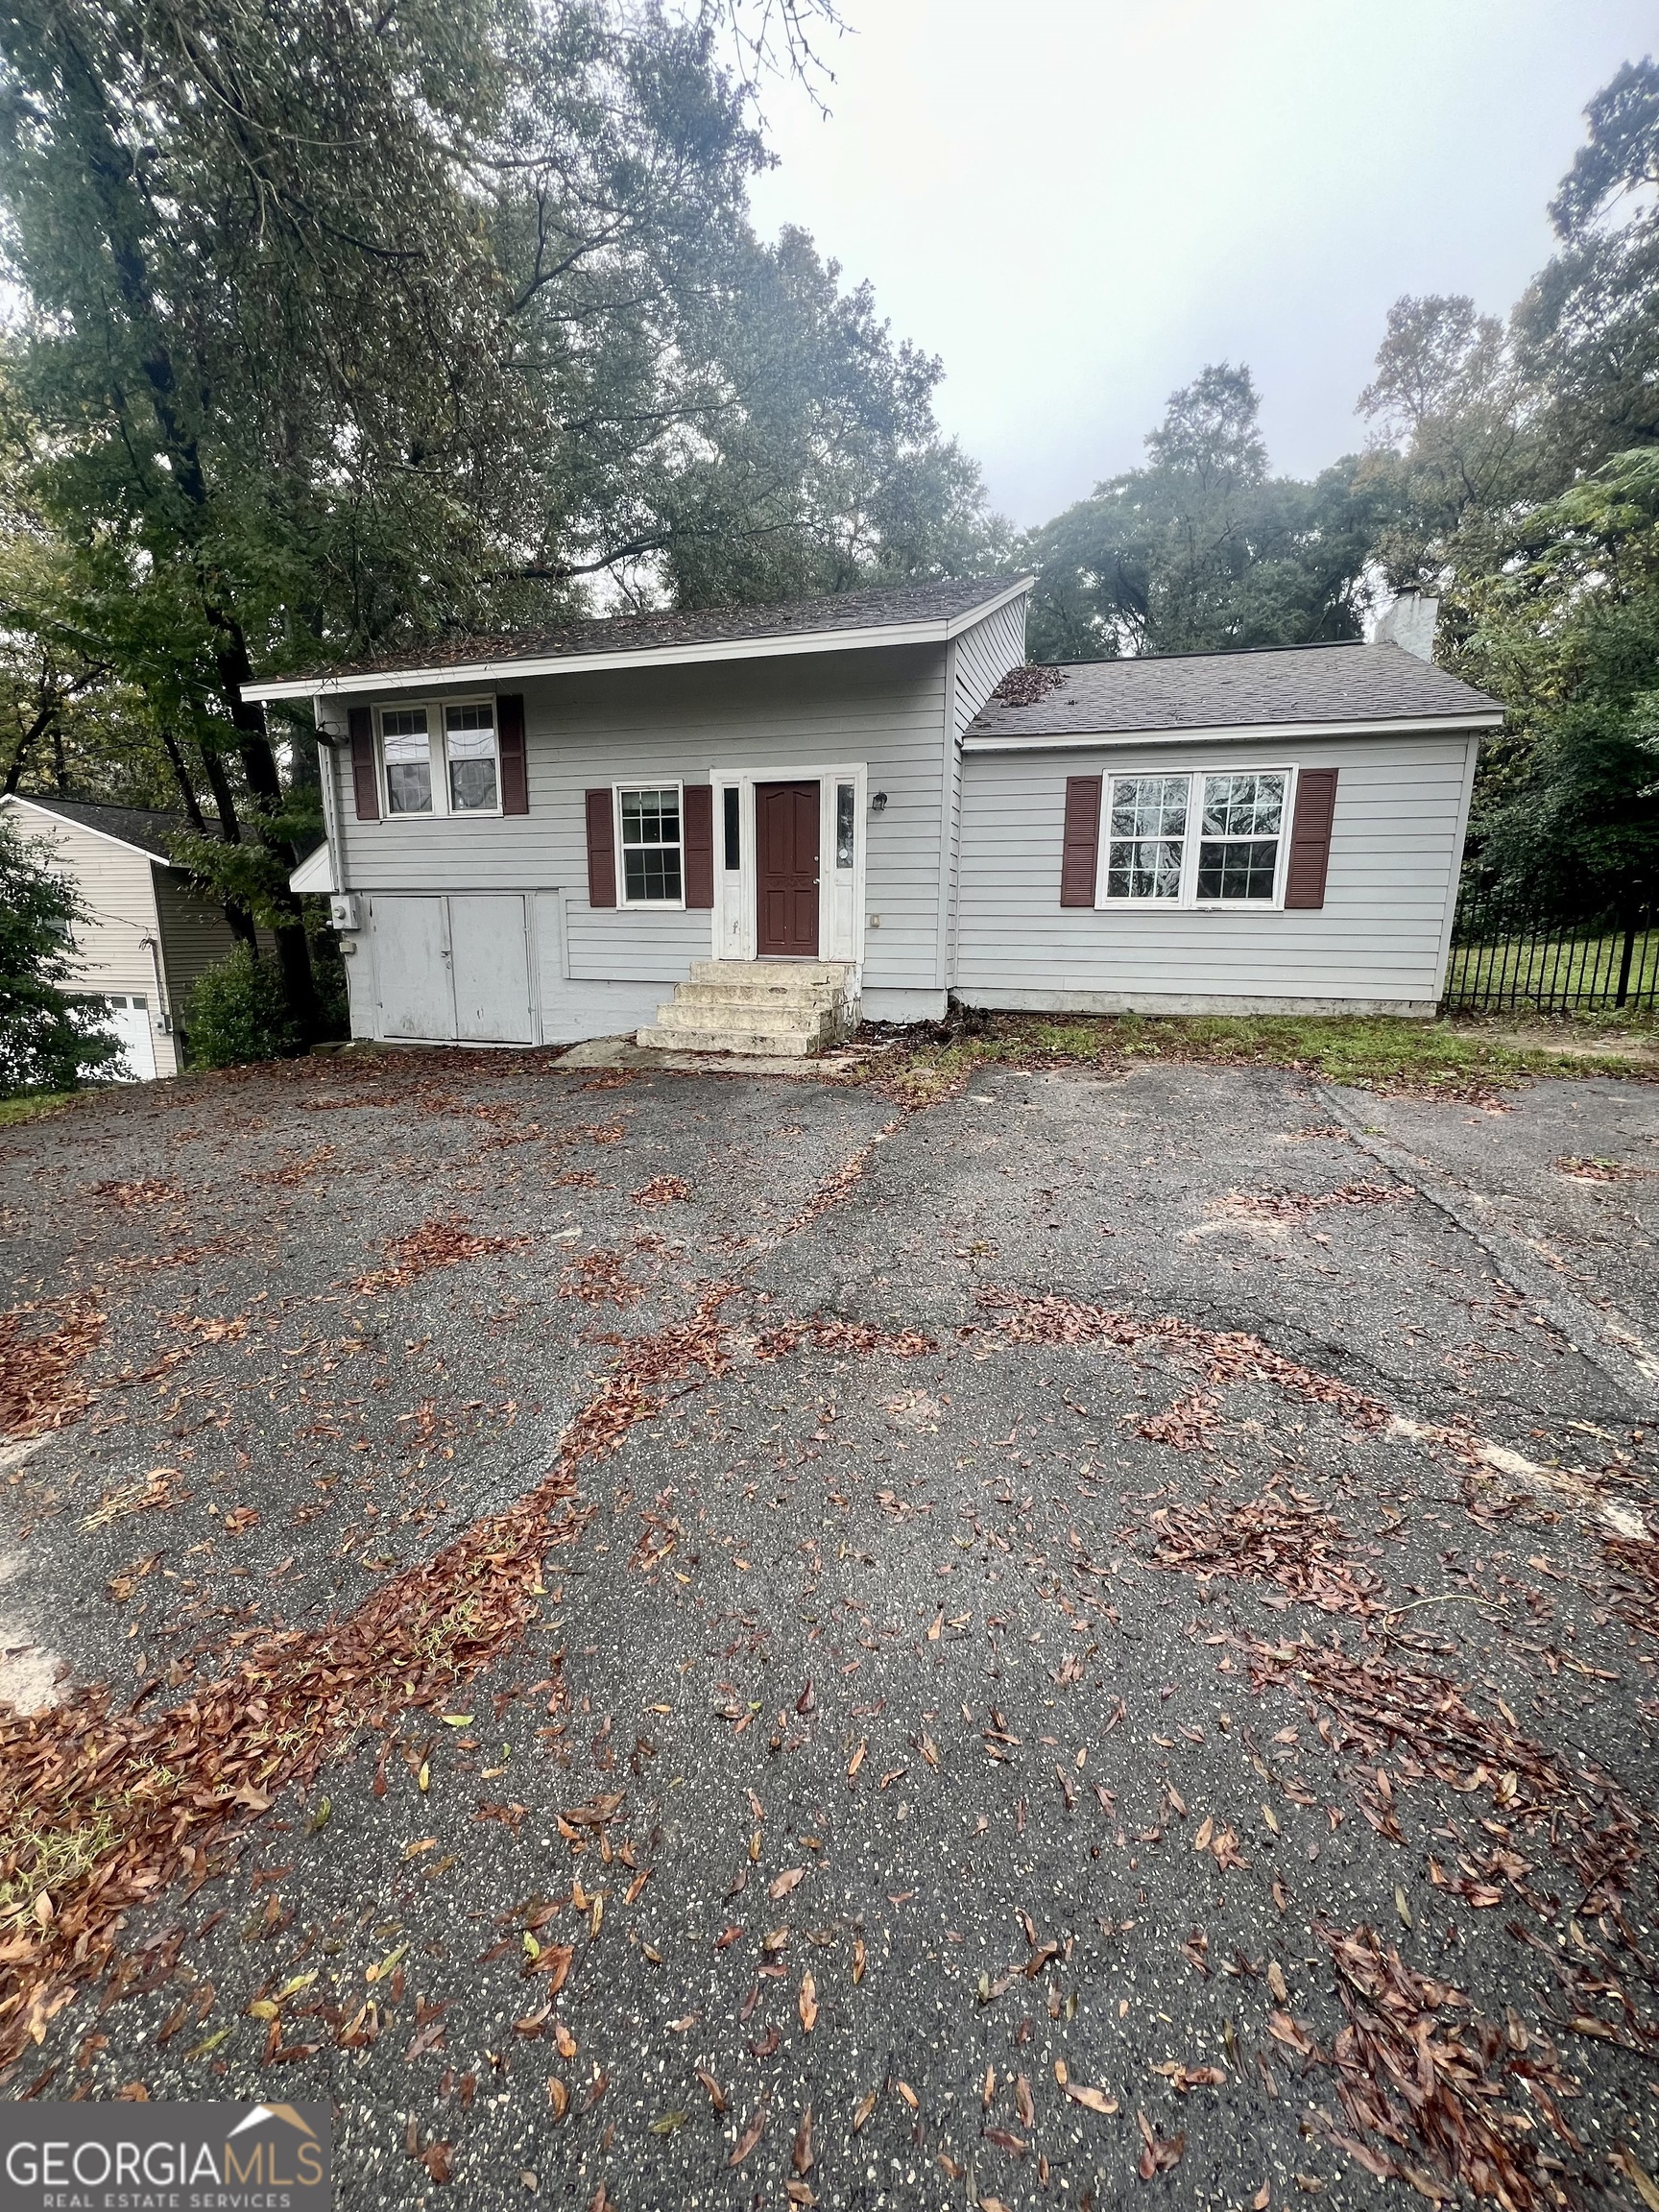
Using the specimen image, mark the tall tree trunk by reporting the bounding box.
[160,725,256,950]
[183,740,258,950]
[40,21,317,1030]
[213,632,320,1041]
[3,701,54,794]
[197,739,242,842]
[158,726,208,833]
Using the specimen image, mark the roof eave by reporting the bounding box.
[0,791,175,864]
[961,709,1504,752]
[245,578,1034,704]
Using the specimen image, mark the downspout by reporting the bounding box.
[139,931,171,1033]
[936,637,960,1001]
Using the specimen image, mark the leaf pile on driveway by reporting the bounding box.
[1304,1920,1582,2207]
[350,1215,533,1295]
[0,1296,106,1438]
[0,1455,589,2057]
[1146,1486,1382,1616]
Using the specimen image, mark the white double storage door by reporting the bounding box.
[368,893,534,1044]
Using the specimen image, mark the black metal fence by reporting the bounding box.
[1443,883,1658,1016]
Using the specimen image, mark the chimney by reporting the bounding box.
[1376,588,1439,661]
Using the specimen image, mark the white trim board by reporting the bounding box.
[962,711,1503,753]
[243,581,1035,702]
[0,792,175,867]
[708,761,868,968]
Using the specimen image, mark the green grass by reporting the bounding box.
[0,1090,83,1129]
[867,1011,1657,1107]
[1446,927,1659,1011]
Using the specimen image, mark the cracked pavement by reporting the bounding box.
[1,1047,1656,2210]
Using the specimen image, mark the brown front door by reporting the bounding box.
[756,781,820,956]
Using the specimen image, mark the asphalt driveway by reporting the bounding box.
[1,1046,1656,2210]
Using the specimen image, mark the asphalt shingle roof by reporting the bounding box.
[269,574,1029,688]
[965,640,1501,741]
[5,795,212,862]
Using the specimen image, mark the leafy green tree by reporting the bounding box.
[1022,366,1387,661]
[1516,57,1659,472]
[1355,294,1549,593]
[0,813,119,1094]
[0,0,994,1040]
[1458,450,1659,924]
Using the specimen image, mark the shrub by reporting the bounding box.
[0,817,121,1097]
[182,946,302,1069]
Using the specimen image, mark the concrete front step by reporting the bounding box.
[687,959,852,990]
[635,1023,820,1058]
[677,978,848,1010]
[636,957,859,1057]
[653,999,839,1040]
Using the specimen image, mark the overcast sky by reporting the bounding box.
[745,0,1656,529]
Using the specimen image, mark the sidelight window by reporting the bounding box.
[835,781,855,869]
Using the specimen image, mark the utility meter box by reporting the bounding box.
[328,894,361,932]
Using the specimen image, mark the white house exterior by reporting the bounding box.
[244,575,1503,1053]
[0,794,247,1079]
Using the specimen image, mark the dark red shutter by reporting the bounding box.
[1060,775,1102,907]
[1284,768,1338,909]
[349,707,379,822]
[498,694,528,815]
[586,788,616,908]
[683,783,713,908]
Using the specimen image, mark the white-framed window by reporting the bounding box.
[1099,767,1292,908]
[377,697,501,818]
[616,783,684,905]
[444,701,499,812]
[382,706,434,815]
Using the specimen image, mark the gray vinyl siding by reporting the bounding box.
[330,643,954,997]
[951,596,1026,740]
[941,599,1027,987]
[955,732,1479,1010]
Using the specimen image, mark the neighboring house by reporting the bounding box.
[246,576,1501,1054]
[0,794,245,1079]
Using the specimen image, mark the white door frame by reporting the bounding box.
[709,762,867,968]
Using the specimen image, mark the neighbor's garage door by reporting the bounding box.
[368,893,532,1044]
